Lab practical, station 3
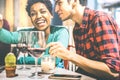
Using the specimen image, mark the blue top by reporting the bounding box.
[0,25,69,68]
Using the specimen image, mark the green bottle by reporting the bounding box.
[5,52,16,77]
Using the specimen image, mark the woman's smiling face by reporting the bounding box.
[30,2,53,31]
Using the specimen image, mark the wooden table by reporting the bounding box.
[0,65,96,80]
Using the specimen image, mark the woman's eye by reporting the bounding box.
[41,10,46,14]
[30,13,36,17]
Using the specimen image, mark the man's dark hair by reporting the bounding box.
[67,0,87,6]
[26,0,53,16]
[79,0,87,6]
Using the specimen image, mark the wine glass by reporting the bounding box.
[27,31,46,79]
[17,31,30,70]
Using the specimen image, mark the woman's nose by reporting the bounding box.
[37,12,42,18]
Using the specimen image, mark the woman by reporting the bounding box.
[0,0,69,68]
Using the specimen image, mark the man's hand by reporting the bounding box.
[46,42,72,60]
[0,14,3,29]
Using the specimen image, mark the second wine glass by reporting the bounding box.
[27,31,46,79]
[17,31,30,70]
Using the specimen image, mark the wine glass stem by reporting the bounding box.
[23,53,26,68]
[35,57,38,77]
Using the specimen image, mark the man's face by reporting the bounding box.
[30,2,53,31]
[55,0,73,21]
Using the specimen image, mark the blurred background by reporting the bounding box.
[0,0,120,31]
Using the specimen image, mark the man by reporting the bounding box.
[47,0,120,80]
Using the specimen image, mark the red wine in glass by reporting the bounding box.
[28,48,45,58]
[17,45,28,53]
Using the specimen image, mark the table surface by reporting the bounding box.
[0,65,96,80]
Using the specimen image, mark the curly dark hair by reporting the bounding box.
[26,0,53,16]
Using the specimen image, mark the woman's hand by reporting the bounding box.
[0,14,3,29]
[46,42,72,60]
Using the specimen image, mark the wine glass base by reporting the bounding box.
[28,72,44,79]
[17,66,30,70]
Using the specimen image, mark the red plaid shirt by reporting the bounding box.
[73,7,120,72]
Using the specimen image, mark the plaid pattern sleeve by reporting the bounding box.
[93,13,120,72]
[73,7,120,72]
